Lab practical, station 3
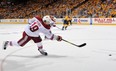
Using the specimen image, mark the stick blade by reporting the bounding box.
[78,43,86,47]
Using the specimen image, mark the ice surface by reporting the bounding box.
[0,24,116,71]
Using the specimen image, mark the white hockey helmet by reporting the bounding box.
[42,15,56,26]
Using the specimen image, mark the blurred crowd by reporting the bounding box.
[0,0,116,19]
[72,0,116,18]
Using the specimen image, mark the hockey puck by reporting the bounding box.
[109,54,112,56]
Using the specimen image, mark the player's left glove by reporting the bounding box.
[56,36,62,41]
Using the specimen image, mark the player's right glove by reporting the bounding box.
[53,24,56,27]
[56,36,62,41]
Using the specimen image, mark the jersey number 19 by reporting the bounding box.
[30,22,39,32]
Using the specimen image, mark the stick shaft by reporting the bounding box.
[62,39,86,47]
[56,26,62,30]
[62,39,78,46]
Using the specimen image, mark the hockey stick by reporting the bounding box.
[62,39,86,47]
[55,26,62,30]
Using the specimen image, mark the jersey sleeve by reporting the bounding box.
[42,29,58,40]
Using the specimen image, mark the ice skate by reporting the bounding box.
[3,41,8,50]
[38,49,48,56]
[65,26,67,30]
[62,26,64,30]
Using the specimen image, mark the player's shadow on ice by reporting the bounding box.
[10,54,68,58]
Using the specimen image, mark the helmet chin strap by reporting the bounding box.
[43,21,51,27]
[44,20,55,26]
[43,20,50,25]
[45,23,54,27]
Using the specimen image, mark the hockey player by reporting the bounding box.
[3,15,62,56]
[68,16,72,25]
[62,15,69,30]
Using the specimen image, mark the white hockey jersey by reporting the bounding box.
[25,16,54,39]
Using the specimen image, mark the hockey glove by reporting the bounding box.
[53,24,56,27]
[57,36,62,41]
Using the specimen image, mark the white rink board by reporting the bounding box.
[92,18,116,25]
